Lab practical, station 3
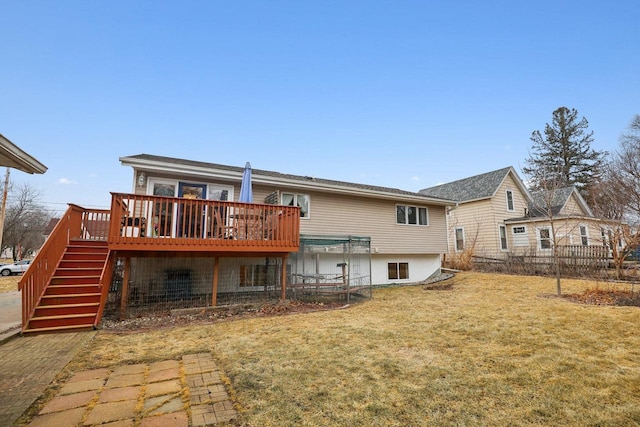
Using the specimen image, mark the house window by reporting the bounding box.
[282,193,310,218]
[151,181,176,237]
[396,205,428,225]
[455,227,465,251]
[600,228,608,247]
[512,225,528,247]
[580,225,589,246]
[499,225,508,250]
[388,262,409,280]
[506,190,514,211]
[538,227,552,250]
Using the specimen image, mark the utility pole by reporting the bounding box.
[0,168,10,258]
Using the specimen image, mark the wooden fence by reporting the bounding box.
[473,245,611,277]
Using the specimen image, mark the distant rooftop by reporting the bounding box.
[419,167,514,202]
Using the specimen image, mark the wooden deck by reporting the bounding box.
[82,193,301,253]
[20,194,301,331]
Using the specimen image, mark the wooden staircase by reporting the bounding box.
[23,239,108,334]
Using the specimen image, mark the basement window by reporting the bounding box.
[388,262,409,280]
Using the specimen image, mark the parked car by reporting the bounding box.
[0,259,32,276]
[626,248,640,262]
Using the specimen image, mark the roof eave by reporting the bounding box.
[119,155,456,207]
[0,134,47,174]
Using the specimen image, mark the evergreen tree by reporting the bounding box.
[523,106,606,198]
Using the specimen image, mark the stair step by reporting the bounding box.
[65,246,108,254]
[42,293,101,304]
[50,276,101,286]
[69,239,108,245]
[63,252,108,261]
[35,302,100,317]
[47,284,101,295]
[28,313,97,329]
[59,260,106,267]
[31,313,97,320]
[22,324,95,334]
[54,268,104,277]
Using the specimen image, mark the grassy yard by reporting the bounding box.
[48,273,640,425]
[0,276,20,293]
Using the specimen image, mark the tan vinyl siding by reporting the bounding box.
[132,170,448,255]
[561,193,588,216]
[447,199,494,254]
[445,172,531,256]
[507,218,603,249]
[494,174,529,219]
[294,190,448,254]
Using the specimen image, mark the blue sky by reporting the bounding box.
[1,1,638,215]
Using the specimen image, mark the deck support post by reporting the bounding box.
[280,254,288,301]
[119,256,130,320]
[212,257,219,306]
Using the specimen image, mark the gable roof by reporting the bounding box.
[119,154,455,206]
[0,134,47,174]
[419,166,532,203]
[529,186,594,218]
[44,217,60,236]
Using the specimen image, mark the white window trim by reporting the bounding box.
[207,183,234,201]
[537,226,553,251]
[454,227,465,252]
[388,261,410,281]
[396,205,429,226]
[579,224,589,246]
[499,225,508,251]
[512,226,527,234]
[282,192,310,219]
[506,190,515,212]
[147,177,178,196]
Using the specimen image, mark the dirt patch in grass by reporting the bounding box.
[563,288,640,307]
[423,282,453,291]
[101,300,350,333]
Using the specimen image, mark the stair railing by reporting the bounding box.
[95,250,115,328]
[19,204,109,330]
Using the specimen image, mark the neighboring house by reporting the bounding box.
[120,154,455,286]
[506,186,615,254]
[43,217,60,240]
[0,133,47,174]
[419,167,611,259]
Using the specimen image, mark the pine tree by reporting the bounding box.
[523,106,606,198]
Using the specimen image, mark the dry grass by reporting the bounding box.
[0,276,20,293]
[56,272,640,426]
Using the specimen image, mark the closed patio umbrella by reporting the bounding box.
[239,162,253,203]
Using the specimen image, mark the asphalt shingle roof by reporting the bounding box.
[529,186,576,217]
[418,167,513,202]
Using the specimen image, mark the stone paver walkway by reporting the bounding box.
[0,331,95,427]
[25,352,238,426]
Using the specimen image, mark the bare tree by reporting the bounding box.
[1,183,53,260]
[593,115,640,278]
[534,185,563,295]
[613,115,640,221]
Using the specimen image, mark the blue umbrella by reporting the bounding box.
[239,162,253,203]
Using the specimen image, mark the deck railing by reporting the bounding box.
[19,204,110,329]
[108,193,300,253]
